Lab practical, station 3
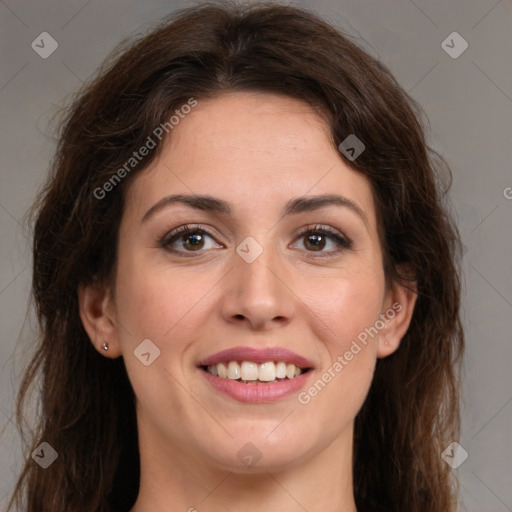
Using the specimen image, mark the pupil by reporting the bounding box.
[307,234,324,251]
[185,233,203,248]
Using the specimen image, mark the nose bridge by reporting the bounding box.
[240,252,279,294]
[236,238,283,301]
[221,233,293,328]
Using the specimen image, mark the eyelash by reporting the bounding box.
[158,223,352,258]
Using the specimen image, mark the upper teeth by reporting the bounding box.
[207,361,303,382]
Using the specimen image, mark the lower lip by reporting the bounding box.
[200,368,312,403]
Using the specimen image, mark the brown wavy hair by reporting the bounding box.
[8,2,464,511]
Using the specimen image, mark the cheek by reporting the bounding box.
[296,266,384,415]
[112,251,212,416]
[305,266,385,357]
[113,248,207,342]
[334,280,383,350]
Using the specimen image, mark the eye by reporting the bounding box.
[291,224,352,256]
[159,223,352,257]
[159,224,223,255]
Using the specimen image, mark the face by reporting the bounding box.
[85,91,413,473]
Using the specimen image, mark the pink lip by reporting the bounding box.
[200,369,312,403]
[198,346,315,369]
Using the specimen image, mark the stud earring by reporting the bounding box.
[101,342,109,351]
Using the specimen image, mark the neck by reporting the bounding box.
[129,418,358,512]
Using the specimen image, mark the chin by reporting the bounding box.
[198,428,317,473]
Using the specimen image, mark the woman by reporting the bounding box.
[9,2,464,511]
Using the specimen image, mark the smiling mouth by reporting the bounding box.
[200,360,313,384]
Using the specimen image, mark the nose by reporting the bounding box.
[219,244,295,331]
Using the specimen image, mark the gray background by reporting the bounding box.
[1,0,511,510]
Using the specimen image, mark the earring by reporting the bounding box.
[101,342,109,351]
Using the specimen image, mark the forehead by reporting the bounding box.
[166,92,334,170]
[124,91,376,228]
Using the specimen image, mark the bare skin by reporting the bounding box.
[79,91,417,512]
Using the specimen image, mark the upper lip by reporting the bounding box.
[198,346,315,369]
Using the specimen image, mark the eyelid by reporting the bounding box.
[295,223,351,244]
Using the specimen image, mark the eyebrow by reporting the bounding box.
[141,193,369,228]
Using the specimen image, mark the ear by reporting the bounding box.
[377,263,418,359]
[78,280,122,358]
